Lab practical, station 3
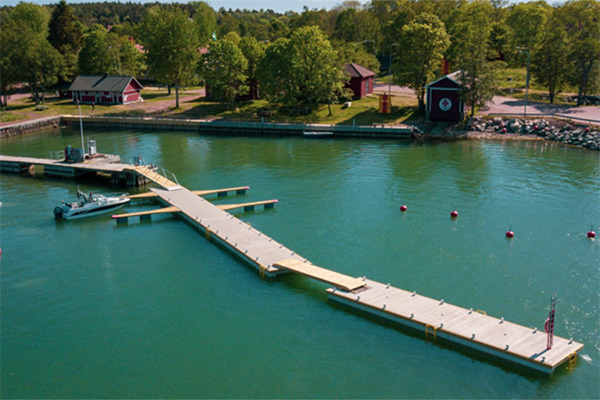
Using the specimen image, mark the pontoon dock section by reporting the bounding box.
[114,166,585,375]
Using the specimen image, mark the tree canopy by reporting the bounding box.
[199,40,248,109]
[394,13,450,112]
[138,6,199,108]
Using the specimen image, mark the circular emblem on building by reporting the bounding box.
[439,98,452,111]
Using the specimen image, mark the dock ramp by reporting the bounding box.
[274,258,366,292]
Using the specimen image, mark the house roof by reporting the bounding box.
[344,63,376,78]
[426,70,463,88]
[68,75,143,92]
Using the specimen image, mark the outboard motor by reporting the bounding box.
[54,206,64,220]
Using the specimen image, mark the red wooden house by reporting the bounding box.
[69,75,143,105]
[344,63,375,99]
[425,71,464,121]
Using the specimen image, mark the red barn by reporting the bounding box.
[344,63,375,99]
[425,71,464,121]
[69,75,143,105]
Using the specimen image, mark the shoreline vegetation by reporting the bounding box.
[1,86,598,150]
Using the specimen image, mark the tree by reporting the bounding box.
[48,0,83,83]
[394,13,450,113]
[48,0,83,53]
[139,6,200,108]
[9,2,50,36]
[78,26,114,75]
[6,3,62,105]
[198,40,248,109]
[334,41,380,73]
[561,0,600,105]
[193,1,217,46]
[258,26,347,115]
[0,18,20,107]
[239,36,265,100]
[334,8,361,42]
[531,8,570,103]
[20,31,64,105]
[505,1,551,66]
[450,0,499,117]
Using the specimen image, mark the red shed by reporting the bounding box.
[344,63,375,99]
[426,71,464,121]
[69,75,143,105]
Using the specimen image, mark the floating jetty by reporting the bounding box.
[0,154,170,187]
[111,167,584,375]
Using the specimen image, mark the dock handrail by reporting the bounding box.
[49,150,65,160]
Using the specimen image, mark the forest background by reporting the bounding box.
[1,0,598,123]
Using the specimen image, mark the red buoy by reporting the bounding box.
[506,230,514,238]
[501,128,507,134]
[588,230,596,238]
[585,127,590,133]
[451,210,458,218]
[533,125,538,130]
[400,205,407,212]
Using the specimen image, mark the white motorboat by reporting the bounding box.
[54,187,130,220]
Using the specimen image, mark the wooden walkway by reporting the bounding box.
[327,280,583,374]
[0,154,129,173]
[117,181,583,374]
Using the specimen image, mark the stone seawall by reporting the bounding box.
[0,116,61,138]
[468,116,599,150]
[60,116,416,139]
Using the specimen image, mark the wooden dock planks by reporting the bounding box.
[116,183,584,374]
[274,258,365,291]
[0,154,129,172]
[327,280,583,373]
[150,187,297,274]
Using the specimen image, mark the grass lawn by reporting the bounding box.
[153,94,419,126]
[1,88,420,127]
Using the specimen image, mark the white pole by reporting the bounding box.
[78,100,85,158]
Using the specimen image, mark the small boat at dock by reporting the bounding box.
[303,131,334,137]
[54,187,129,220]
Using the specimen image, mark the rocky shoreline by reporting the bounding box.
[463,116,600,150]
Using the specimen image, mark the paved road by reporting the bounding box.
[478,96,599,122]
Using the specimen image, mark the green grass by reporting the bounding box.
[167,95,418,126]
[0,91,419,127]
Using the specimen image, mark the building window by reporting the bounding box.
[365,79,370,94]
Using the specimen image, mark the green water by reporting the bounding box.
[1,128,599,399]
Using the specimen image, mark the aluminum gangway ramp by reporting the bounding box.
[274,258,366,292]
[128,165,180,190]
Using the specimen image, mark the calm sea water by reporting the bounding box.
[1,128,599,399]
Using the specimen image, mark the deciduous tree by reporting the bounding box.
[139,6,199,108]
[258,26,347,115]
[450,0,500,117]
[239,37,265,100]
[6,3,62,105]
[198,40,248,109]
[561,0,600,105]
[531,8,569,103]
[394,13,450,113]
[193,1,217,46]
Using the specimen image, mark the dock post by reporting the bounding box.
[116,217,129,224]
[218,191,228,197]
[140,214,152,222]
[236,189,247,195]
[244,205,255,212]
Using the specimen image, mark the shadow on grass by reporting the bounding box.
[337,105,419,126]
